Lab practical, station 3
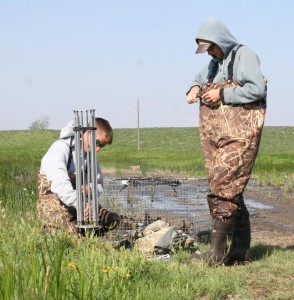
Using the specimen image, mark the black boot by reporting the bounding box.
[191,219,234,266]
[227,218,251,265]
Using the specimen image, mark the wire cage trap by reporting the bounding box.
[99,176,212,243]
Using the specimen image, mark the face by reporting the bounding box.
[83,130,108,153]
[207,43,224,59]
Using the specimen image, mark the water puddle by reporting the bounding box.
[102,177,274,214]
[246,199,274,210]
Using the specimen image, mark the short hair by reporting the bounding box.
[95,117,113,144]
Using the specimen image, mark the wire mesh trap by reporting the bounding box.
[99,176,212,243]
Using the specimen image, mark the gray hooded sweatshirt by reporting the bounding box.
[39,120,103,209]
[188,17,266,104]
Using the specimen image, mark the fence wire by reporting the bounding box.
[99,176,212,242]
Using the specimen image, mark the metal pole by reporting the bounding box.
[89,110,98,226]
[137,98,140,151]
[73,109,100,235]
[73,111,83,226]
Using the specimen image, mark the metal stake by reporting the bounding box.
[73,109,100,235]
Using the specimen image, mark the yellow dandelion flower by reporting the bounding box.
[125,272,131,279]
[68,262,77,269]
[103,265,111,273]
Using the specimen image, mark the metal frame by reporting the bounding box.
[73,109,100,235]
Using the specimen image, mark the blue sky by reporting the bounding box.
[1,0,294,130]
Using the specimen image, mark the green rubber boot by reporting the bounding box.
[191,219,234,266]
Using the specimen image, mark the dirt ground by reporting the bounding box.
[244,187,294,248]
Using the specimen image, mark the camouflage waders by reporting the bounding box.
[191,44,266,265]
[192,100,266,266]
[191,100,265,265]
[200,100,266,220]
[37,173,120,236]
[37,173,78,235]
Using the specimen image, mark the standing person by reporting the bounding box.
[186,17,267,266]
[37,117,120,236]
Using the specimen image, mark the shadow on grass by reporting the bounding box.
[250,243,294,261]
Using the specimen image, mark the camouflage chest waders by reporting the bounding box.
[200,99,266,220]
[37,173,78,235]
[37,172,120,236]
[191,44,266,265]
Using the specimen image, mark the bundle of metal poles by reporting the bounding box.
[73,109,101,235]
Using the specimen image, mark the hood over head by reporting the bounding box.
[59,120,75,145]
[195,17,238,57]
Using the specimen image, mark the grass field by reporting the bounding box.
[0,126,293,299]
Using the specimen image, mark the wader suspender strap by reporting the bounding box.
[227,44,243,82]
[207,44,243,84]
[207,63,219,84]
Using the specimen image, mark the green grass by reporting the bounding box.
[0,126,294,299]
[99,127,204,176]
[103,126,294,190]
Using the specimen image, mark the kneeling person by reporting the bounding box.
[37,117,120,236]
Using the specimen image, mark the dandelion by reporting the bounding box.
[68,262,78,269]
[103,265,111,274]
[125,272,131,279]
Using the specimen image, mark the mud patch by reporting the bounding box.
[244,186,294,248]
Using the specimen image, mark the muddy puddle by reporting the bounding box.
[102,177,275,214]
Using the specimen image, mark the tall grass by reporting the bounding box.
[1,210,293,299]
[0,127,293,299]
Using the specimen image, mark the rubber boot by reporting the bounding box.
[191,219,234,266]
[227,218,251,265]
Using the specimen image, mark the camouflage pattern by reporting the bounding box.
[37,173,120,235]
[199,100,266,200]
[199,81,266,219]
[207,193,250,221]
[207,195,239,221]
[198,80,240,107]
[37,173,78,235]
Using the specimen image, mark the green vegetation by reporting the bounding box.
[107,127,294,190]
[0,127,293,299]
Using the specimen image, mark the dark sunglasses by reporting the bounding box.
[96,139,105,148]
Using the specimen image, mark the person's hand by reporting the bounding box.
[186,86,201,104]
[202,89,221,105]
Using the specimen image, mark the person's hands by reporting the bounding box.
[202,89,221,105]
[186,86,201,104]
